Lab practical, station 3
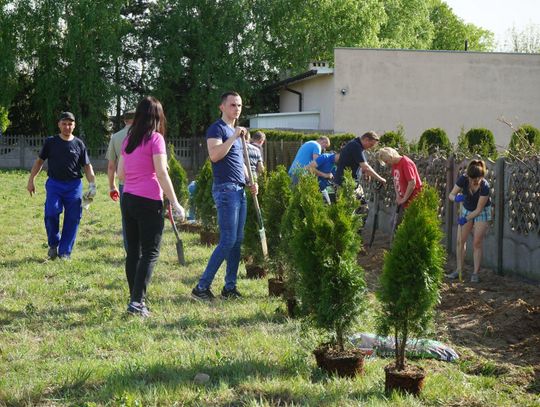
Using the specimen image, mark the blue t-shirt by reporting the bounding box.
[288,140,322,176]
[206,119,245,185]
[334,137,366,186]
[456,174,491,211]
[315,153,336,191]
[39,135,90,181]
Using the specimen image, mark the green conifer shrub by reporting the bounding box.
[418,128,451,154]
[380,126,408,152]
[464,128,497,159]
[263,166,293,258]
[167,143,189,208]
[193,160,216,232]
[376,185,446,370]
[290,172,366,351]
[509,124,540,155]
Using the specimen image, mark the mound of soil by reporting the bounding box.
[359,231,540,390]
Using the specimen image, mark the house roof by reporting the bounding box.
[265,69,333,90]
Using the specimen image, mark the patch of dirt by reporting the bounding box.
[359,230,540,388]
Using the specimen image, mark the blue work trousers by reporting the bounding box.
[44,178,83,257]
[198,182,247,291]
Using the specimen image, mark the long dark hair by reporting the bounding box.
[125,96,166,154]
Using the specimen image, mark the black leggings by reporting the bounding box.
[121,193,164,303]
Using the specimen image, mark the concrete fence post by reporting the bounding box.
[495,157,505,275]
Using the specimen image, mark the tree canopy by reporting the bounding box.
[1,0,495,145]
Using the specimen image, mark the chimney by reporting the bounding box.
[308,61,332,73]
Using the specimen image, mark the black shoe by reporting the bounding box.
[48,246,58,260]
[127,301,150,317]
[221,287,242,299]
[191,286,215,302]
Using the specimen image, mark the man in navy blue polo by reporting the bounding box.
[191,92,258,301]
[334,131,386,187]
[27,112,96,259]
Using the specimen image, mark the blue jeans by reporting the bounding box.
[198,182,247,291]
[44,178,83,257]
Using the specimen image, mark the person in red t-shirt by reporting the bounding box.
[378,147,422,233]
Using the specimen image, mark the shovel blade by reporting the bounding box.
[258,228,269,259]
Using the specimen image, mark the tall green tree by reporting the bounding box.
[63,0,125,150]
[0,1,18,109]
[379,0,434,49]
[429,1,494,51]
[24,0,65,134]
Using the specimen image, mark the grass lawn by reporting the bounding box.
[1,170,538,406]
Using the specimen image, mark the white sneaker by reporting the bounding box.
[470,274,479,283]
[447,270,459,279]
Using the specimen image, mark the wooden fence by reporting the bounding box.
[0,134,301,174]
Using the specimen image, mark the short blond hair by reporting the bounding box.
[318,136,330,147]
[378,147,400,165]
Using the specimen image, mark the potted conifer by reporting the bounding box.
[263,166,292,295]
[290,172,367,377]
[193,160,219,245]
[376,185,446,395]
[243,171,268,279]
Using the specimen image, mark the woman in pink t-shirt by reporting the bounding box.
[118,96,185,317]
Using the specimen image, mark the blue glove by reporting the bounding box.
[458,216,468,226]
[454,193,464,203]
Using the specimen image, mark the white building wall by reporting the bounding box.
[249,112,320,130]
[279,74,334,130]
[333,48,540,147]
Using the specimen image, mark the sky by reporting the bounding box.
[443,0,540,50]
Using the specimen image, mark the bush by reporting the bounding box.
[376,185,446,370]
[167,144,189,208]
[251,129,356,148]
[464,128,497,159]
[508,124,540,155]
[263,166,293,259]
[290,172,366,351]
[193,160,216,232]
[243,171,267,265]
[380,126,408,151]
[0,106,10,133]
[418,128,451,154]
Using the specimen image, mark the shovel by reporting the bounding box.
[239,129,269,259]
[456,202,463,282]
[390,204,402,242]
[167,202,186,266]
[368,181,384,248]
